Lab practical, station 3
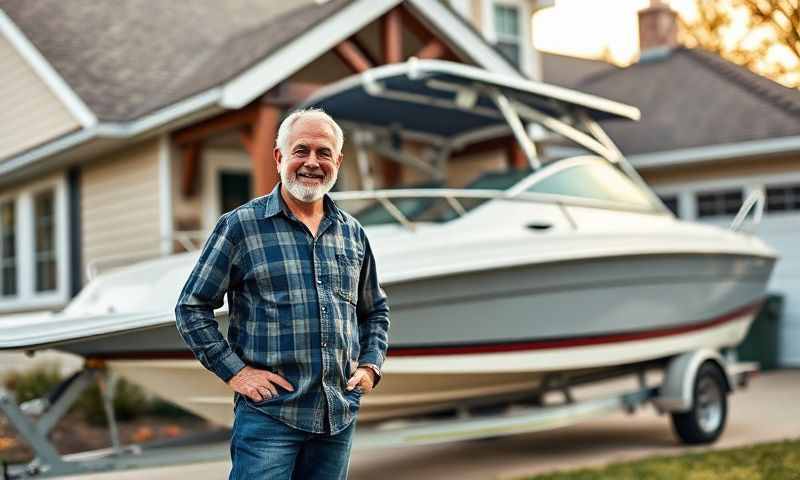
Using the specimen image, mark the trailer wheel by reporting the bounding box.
[671,361,728,444]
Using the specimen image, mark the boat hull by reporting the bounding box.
[106,303,758,426]
[58,252,773,358]
[42,251,772,425]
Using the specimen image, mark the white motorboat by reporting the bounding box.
[0,60,776,429]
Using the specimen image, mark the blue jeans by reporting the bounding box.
[229,398,357,479]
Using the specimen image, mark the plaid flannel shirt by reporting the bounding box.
[175,185,390,434]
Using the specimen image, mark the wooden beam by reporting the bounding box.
[383,8,403,64]
[399,6,433,44]
[350,36,381,69]
[239,128,254,156]
[451,135,515,158]
[380,156,401,187]
[400,6,460,62]
[415,38,449,60]
[334,39,374,73]
[180,143,201,197]
[172,106,258,146]
[250,104,281,196]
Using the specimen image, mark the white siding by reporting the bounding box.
[81,140,162,283]
[758,214,800,366]
[0,35,80,160]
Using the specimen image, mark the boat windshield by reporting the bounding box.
[349,169,532,226]
[523,159,656,209]
[344,157,660,226]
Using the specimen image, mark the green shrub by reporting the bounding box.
[72,377,150,425]
[3,364,199,425]
[2,363,62,404]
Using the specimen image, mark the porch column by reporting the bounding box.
[248,104,281,197]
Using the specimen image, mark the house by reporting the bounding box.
[0,0,550,315]
[541,2,800,367]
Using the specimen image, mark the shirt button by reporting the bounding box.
[321,306,326,313]
[322,341,327,348]
[317,279,322,285]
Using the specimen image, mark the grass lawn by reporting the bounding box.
[526,438,800,480]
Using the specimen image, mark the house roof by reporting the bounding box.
[1,0,347,121]
[0,0,526,184]
[573,47,800,156]
[539,51,615,89]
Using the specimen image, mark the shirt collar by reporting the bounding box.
[264,183,346,223]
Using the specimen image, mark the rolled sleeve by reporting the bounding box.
[175,212,245,383]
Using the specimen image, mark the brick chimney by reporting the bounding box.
[638,0,678,56]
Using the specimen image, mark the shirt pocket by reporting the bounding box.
[333,252,360,306]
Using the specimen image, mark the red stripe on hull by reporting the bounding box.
[387,300,764,357]
[87,300,763,361]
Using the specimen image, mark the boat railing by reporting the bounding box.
[332,188,659,232]
[86,252,163,281]
[86,231,208,280]
[730,189,765,233]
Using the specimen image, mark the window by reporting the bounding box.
[494,3,521,66]
[34,190,57,292]
[525,161,657,209]
[696,189,743,218]
[765,183,800,213]
[1,201,16,297]
[658,195,680,216]
[0,179,68,312]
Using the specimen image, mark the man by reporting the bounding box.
[175,108,390,479]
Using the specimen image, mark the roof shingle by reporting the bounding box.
[574,47,800,155]
[1,0,349,121]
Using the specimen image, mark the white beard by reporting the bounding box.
[280,162,338,203]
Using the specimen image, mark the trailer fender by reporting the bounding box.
[653,349,732,413]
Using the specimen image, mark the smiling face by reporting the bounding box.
[276,116,342,203]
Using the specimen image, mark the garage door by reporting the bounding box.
[757,213,800,367]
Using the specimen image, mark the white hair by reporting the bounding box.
[276,108,344,157]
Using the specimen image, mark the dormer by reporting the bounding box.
[448,0,554,79]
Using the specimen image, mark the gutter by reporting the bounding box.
[629,135,800,170]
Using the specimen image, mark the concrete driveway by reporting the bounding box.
[44,369,799,480]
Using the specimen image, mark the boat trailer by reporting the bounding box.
[1,350,756,479]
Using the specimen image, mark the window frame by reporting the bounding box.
[0,175,70,313]
[764,182,800,214]
[0,198,17,297]
[653,171,800,223]
[33,189,58,293]
[493,3,522,66]
[695,188,745,219]
[483,0,534,76]
[202,149,253,232]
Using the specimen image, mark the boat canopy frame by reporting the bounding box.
[300,59,667,215]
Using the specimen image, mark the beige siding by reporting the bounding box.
[642,155,800,186]
[0,35,80,160]
[470,0,482,30]
[81,140,161,281]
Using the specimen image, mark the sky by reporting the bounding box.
[532,0,705,65]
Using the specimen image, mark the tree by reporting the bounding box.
[678,0,800,88]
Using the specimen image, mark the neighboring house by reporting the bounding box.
[541,3,800,367]
[0,0,550,315]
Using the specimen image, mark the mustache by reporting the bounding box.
[296,169,326,179]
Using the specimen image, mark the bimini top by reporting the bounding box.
[299,59,640,144]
